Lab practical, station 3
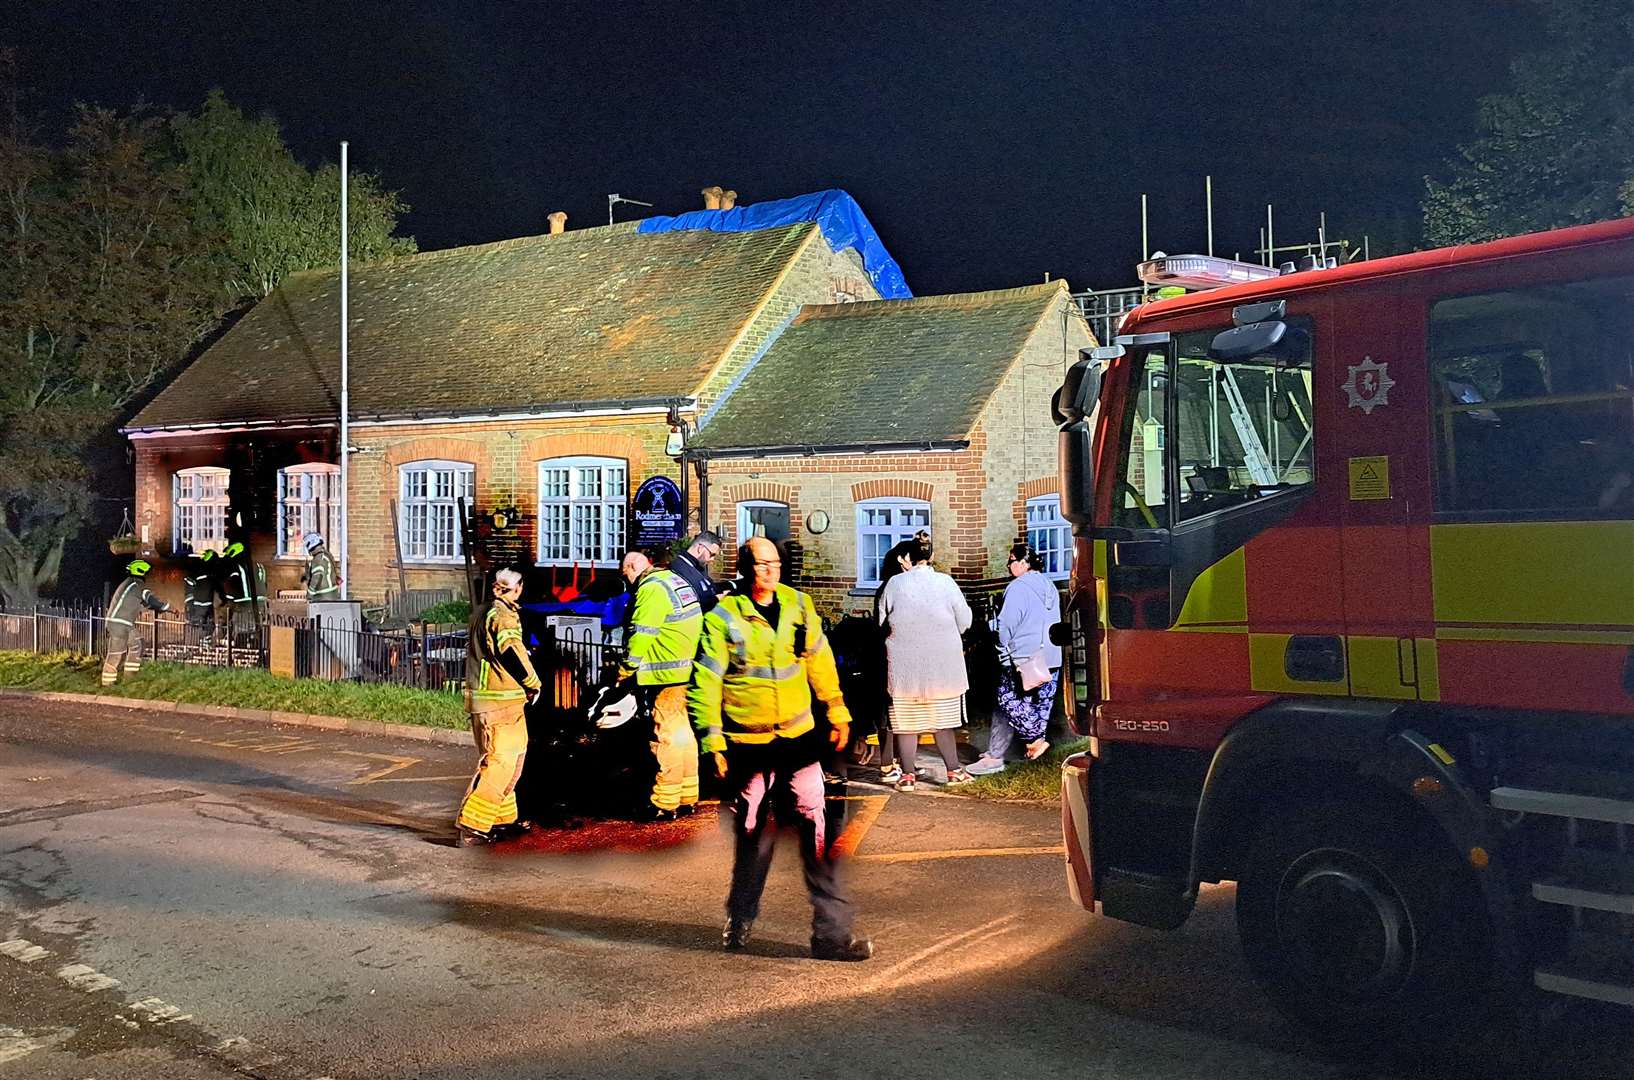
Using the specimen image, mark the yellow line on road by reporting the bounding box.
[830,795,889,859]
[353,774,470,784]
[856,845,1065,865]
[336,751,424,784]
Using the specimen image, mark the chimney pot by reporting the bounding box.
[547,211,568,235]
[720,189,738,210]
[701,185,724,210]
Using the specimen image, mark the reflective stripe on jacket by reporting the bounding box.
[304,550,339,600]
[619,568,702,686]
[109,576,166,627]
[686,584,851,754]
[463,597,541,713]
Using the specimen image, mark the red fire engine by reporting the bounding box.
[1054,218,1634,1044]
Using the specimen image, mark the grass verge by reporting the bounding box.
[959,736,1089,802]
[0,650,468,730]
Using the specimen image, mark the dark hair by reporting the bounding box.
[691,529,723,549]
[905,533,934,566]
[1010,541,1044,572]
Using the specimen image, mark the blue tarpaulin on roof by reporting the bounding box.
[636,189,911,300]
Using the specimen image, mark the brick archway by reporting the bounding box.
[850,478,935,503]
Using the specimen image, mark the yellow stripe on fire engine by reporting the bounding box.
[1345,636,1436,702]
[1248,634,1349,696]
[1430,522,1634,628]
[1173,547,1247,629]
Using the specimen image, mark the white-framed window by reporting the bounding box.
[1026,493,1072,580]
[855,497,930,588]
[736,499,790,544]
[277,464,340,559]
[398,459,473,563]
[537,456,627,567]
[172,466,230,555]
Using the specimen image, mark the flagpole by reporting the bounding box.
[339,141,350,601]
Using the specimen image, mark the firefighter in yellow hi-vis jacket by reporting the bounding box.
[456,568,541,846]
[608,550,703,820]
[102,560,170,686]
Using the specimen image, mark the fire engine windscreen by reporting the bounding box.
[1108,320,1315,530]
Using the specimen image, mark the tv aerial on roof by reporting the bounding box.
[608,193,654,225]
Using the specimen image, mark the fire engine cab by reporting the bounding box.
[1054,219,1634,1045]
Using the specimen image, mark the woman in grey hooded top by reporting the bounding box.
[968,542,1061,774]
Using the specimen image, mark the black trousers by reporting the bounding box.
[725,738,853,944]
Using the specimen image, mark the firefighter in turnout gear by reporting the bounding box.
[102,560,170,685]
[220,541,264,643]
[300,532,340,602]
[457,568,542,846]
[688,537,872,961]
[183,549,220,642]
[612,550,703,820]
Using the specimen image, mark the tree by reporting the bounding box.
[1424,0,1634,246]
[0,90,223,605]
[173,91,416,304]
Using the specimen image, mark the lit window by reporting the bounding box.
[736,499,789,544]
[398,460,473,562]
[537,456,626,567]
[1026,494,1072,580]
[172,466,230,555]
[277,464,340,559]
[855,497,930,588]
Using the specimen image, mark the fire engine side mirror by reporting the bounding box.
[1053,351,1106,426]
[1210,320,1287,362]
[1058,420,1095,527]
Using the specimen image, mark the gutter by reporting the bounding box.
[122,396,696,437]
[688,439,969,461]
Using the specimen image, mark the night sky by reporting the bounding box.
[12,1,1541,295]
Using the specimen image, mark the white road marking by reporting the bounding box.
[0,938,51,964]
[55,962,121,992]
[0,1026,73,1064]
[130,996,194,1024]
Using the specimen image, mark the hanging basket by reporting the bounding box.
[109,535,143,556]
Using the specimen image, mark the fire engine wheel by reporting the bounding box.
[1235,798,1493,1050]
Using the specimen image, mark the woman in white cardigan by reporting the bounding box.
[877,534,974,789]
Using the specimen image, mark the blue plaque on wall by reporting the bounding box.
[632,476,685,547]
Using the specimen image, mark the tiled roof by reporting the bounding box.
[128,221,818,429]
[690,282,1068,451]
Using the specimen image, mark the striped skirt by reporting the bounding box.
[887,694,965,734]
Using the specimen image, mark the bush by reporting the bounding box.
[415,599,472,625]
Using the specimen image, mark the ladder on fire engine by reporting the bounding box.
[1490,787,1634,1006]
[1218,367,1278,487]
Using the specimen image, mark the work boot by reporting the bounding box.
[675,804,697,817]
[644,805,679,823]
[811,935,874,962]
[455,826,496,848]
[491,820,535,840]
[723,919,754,952]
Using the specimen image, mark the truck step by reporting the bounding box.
[1535,934,1634,1007]
[1533,850,1634,915]
[1490,787,1634,825]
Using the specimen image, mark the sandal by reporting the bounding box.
[895,773,916,792]
[945,769,975,786]
[1025,739,1051,761]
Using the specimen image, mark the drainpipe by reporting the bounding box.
[694,455,710,533]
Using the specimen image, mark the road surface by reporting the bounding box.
[1,697,1626,1079]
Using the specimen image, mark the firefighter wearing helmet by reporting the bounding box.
[183,548,222,642]
[456,567,542,846]
[102,559,170,686]
[300,532,340,602]
[220,540,265,643]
